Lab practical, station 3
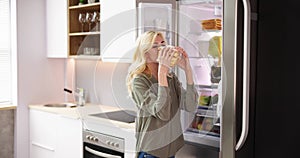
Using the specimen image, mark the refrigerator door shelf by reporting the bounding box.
[196,108,218,118]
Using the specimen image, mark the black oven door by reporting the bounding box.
[84,142,124,158]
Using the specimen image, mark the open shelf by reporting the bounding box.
[69,32,100,36]
[69,55,101,60]
[68,0,100,59]
[69,2,100,9]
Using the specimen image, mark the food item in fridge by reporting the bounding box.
[199,95,211,106]
[211,66,221,83]
[202,118,214,131]
[192,121,198,129]
[210,94,219,105]
[191,115,203,129]
[211,125,220,135]
[191,116,198,128]
[208,36,222,66]
[197,123,202,130]
[201,18,222,30]
[208,36,222,58]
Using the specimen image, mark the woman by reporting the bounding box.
[126,31,198,158]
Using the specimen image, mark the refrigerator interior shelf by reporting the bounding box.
[196,113,218,118]
[196,84,219,89]
[143,27,169,31]
[198,104,218,110]
[183,131,220,149]
[197,108,218,116]
[202,29,222,32]
[182,31,222,40]
[187,128,220,137]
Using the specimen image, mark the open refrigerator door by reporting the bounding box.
[177,0,223,150]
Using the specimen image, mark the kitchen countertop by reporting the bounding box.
[29,103,137,157]
[29,103,136,130]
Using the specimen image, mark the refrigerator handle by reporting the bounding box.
[235,0,251,151]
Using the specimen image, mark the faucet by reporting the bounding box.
[64,88,86,106]
[76,88,85,106]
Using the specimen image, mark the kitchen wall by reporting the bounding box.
[0,109,15,158]
[75,60,136,110]
[15,0,65,158]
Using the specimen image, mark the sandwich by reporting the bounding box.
[157,45,181,67]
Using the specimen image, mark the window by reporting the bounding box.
[0,0,11,104]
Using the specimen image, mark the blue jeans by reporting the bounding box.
[138,152,175,158]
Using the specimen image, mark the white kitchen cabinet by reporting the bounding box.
[56,115,82,158]
[46,0,68,58]
[101,0,136,62]
[29,109,82,158]
[30,109,58,158]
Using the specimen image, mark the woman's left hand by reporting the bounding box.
[175,46,192,71]
[176,46,194,85]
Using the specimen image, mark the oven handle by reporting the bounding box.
[85,146,122,158]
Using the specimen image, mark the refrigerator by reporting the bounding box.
[136,0,258,157]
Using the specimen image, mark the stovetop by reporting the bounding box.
[89,110,136,123]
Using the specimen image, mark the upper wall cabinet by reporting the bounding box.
[46,0,68,58]
[100,0,136,63]
[46,0,100,59]
[46,0,134,61]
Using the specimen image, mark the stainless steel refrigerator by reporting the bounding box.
[136,0,258,157]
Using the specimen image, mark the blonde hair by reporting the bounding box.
[126,31,165,95]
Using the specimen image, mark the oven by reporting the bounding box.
[83,130,125,158]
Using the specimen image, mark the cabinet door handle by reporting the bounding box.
[235,0,251,151]
[32,141,55,151]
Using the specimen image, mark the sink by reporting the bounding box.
[43,103,77,108]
